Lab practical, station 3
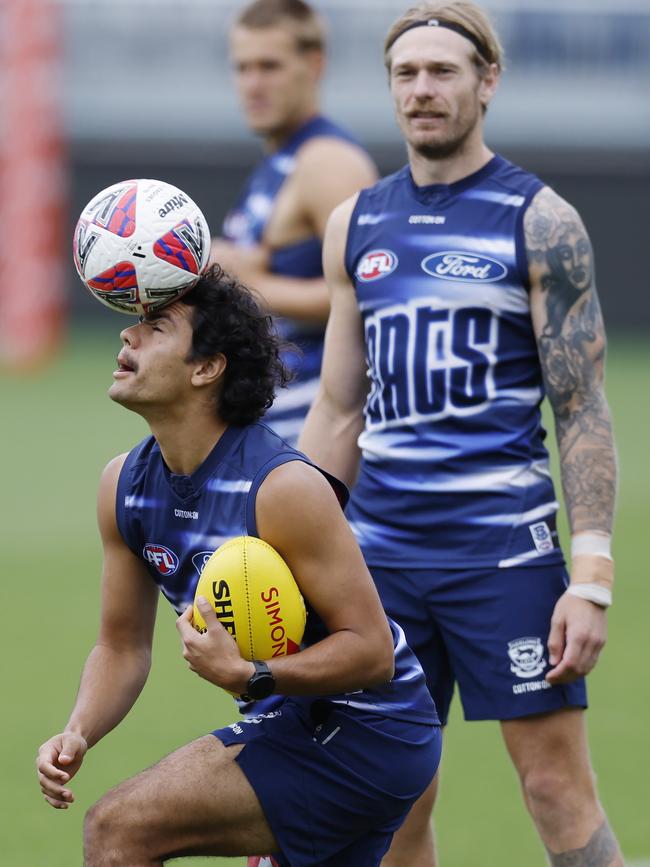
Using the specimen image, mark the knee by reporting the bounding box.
[519,764,596,827]
[83,793,131,867]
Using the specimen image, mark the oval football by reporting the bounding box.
[193,535,306,661]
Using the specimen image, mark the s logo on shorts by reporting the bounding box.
[507,637,547,678]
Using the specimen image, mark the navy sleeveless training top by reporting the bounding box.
[116,422,437,723]
[344,155,564,570]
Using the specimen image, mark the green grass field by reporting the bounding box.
[2,329,648,865]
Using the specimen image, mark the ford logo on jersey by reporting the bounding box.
[356,249,398,282]
[421,251,507,283]
[143,543,179,575]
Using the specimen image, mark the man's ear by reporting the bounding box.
[306,47,325,84]
[479,63,500,110]
[191,353,227,387]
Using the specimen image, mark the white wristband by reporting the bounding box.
[571,532,612,561]
[566,583,612,608]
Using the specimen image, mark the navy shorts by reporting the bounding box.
[371,562,588,723]
[213,697,442,867]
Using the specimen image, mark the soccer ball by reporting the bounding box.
[73,178,210,315]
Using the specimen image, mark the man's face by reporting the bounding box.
[108,302,197,412]
[556,236,592,293]
[388,26,497,160]
[230,25,319,138]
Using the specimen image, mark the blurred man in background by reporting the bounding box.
[299,2,622,865]
[210,0,377,445]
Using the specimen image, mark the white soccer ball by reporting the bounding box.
[73,178,211,315]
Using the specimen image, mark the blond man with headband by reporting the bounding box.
[299,2,622,864]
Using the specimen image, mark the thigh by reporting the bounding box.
[217,699,442,867]
[501,706,593,779]
[371,565,456,724]
[436,563,588,721]
[92,735,278,859]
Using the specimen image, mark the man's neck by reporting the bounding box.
[408,142,494,187]
[262,107,319,153]
[146,409,228,477]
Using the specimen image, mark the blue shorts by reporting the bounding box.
[371,562,588,723]
[213,697,441,867]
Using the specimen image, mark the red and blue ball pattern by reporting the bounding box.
[87,261,138,292]
[96,184,137,238]
[153,221,199,273]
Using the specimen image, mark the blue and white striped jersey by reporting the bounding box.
[344,155,564,570]
[116,423,437,723]
[223,116,363,445]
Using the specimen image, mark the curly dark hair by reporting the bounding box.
[180,264,293,425]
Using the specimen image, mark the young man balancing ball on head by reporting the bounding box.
[36,266,441,867]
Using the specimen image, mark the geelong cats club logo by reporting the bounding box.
[507,637,547,678]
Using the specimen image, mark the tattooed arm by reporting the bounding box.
[526,186,618,685]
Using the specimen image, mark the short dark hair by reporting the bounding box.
[234,0,325,53]
[180,265,292,425]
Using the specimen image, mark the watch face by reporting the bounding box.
[245,662,275,700]
[248,672,275,700]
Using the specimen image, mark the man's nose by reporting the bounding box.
[413,70,438,100]
[120,323,139,346]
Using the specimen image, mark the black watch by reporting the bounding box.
[241,660,276,702]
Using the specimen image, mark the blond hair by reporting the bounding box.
[384,1,504,72]
[234,0,326,53]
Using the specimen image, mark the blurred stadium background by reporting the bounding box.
[1,0,648,864]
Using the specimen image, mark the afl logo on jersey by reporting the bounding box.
[356,249,398,282]
[143,543,179,575]
[421,251,507,283]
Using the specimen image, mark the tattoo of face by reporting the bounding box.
[546,819,619,866]
[527,192,594,340]
[526,190,604,409]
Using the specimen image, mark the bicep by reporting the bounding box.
[525,187,608,414]
[96,456,158,651]
[318,198,369,413]
[255,462,387,638]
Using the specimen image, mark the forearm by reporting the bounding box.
[254,630,394,697]
[299,390,364,488]
[65,643,151,748]
[556,389,617,536]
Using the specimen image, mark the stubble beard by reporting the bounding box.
[410,118,476,161]
[406,97,484,162]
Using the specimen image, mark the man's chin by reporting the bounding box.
[247,116,276,136]
[411,136,466,161]
[247,115,293,142]
[108,383,136,409]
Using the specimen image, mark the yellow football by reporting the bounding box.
[193,535,306,661]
